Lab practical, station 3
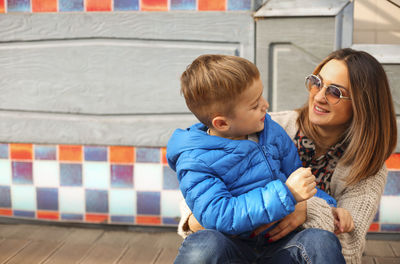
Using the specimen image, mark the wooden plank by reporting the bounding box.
[0,238,31,263]
[374,257,400,264]
[364,240,396,257]
[0,224,42,240]
[24,225,72,242]
[361,256,375,264]
[43,242,93,264]
[118,245,162,264]
[154,248,179,264]
[5,241,61,264]
[79,244,127,264]
[95,230,135,246]
[389,241,400,257]
[63,227,104,244]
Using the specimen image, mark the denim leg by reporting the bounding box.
[259,228,345,264]
[174,229,256,264]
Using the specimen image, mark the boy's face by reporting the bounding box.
[225,77,269,139]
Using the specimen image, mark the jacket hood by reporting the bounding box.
[166,123,238,171]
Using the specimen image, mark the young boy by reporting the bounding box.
[167,55,336,237]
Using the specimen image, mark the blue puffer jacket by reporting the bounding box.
[167,114,303,235]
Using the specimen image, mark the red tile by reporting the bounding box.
[136,215,161,225]
[368,222,380,232]
[0,209,12,216]
[161,147,167,164]
[32,0,57,12]
[86,213,109,223]
[86,0,111,11]
[59,145,82,162]
[141,0,168,11]
[110,146,134,163]
[386,153,400,169]
[10,144,33,160]
[198,0,225,11]
[37,211,59,220]
[0,0,5,13]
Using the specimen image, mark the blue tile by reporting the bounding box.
[381,224,400,232]
[0,144,8,159]
[60,163,82,186]
[114,0,139,10]
[59,0,84,11]
[84,146,107,162]
[12,161,33,184]
[37,187,58,210]
[163,217,179,225]
[137,191,160,215]
[384,171,400,195]
[227,0,251,10]
[61,213,83,221]
[0,185,11,207]
[170,0,196,10]
[86,189,109,213]
[111,164,133,188]
[111,215,135,223]
[7,0,30,12]
[163,166,179,190]
[136,148,160,163]
[35,145,56,160]
[14,210,35,218]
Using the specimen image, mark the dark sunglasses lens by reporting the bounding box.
[306,76,320,90]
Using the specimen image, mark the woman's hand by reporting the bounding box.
[332,207,354,235]
[253,201,307,241]
[188,213,205,232]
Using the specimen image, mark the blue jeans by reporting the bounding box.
[174,228,345,264]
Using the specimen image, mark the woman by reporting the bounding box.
[175,48,397,264]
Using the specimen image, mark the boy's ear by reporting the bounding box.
[211,116,230,132]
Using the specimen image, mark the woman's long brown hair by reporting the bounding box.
[297,48,397,185]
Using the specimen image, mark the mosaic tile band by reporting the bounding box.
[0,143,399,232]
[1,0,252,13]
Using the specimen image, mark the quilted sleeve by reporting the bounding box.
[178,159,297,235]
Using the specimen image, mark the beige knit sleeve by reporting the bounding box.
[177,199,194,239]
[303,166,387,264]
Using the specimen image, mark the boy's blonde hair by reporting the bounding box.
[181,54,260,127]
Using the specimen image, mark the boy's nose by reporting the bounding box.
[261,97,269,111]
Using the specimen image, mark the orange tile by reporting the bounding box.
[136,215,161,225]
[161,147,167,164]
[32,0,57,12]
[0,0,5,13]
[37,211,59,220]
[0,209,12,216]
[198,0,225,11]
[86,213,109,223]
[86,0,111,11]
[10,143,33,160]
[110,146,134,163]
[368,222,379,232]
[386,153,400,169]
[141,0,168,11]
[59,145,82,162]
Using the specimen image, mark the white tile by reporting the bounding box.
[33,161,59,187]
[134,163,162,191]
[380,196,400,223]
[109,189,136,215]
[11,185,36,211]
[0,160,11,185]
[59,187,85,214]
[83,162,110,189]
[161,190,183,218]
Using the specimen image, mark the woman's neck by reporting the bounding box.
[313,125,346,156]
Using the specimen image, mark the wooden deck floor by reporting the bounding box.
[0,222,399,263]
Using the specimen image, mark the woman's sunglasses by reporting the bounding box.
[305,74,351,105]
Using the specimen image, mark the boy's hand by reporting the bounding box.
[285,168,317,202]
[332,207,354,235]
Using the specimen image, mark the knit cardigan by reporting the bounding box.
[177,110,387,264]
